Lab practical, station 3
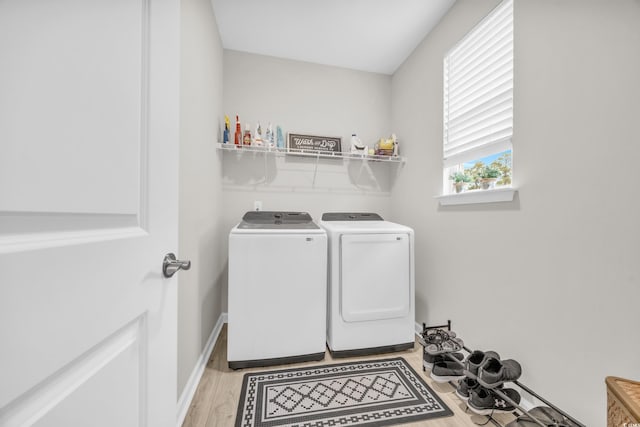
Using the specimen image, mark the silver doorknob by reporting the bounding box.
[163,253,191,278]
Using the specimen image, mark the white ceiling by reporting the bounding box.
[211,0,456,75]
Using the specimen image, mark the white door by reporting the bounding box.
[0,0,180,426]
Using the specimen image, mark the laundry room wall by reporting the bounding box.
[220,50,397,310]
[178,0,225,399]
[390,0,640,425]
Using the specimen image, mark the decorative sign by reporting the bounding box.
[287,133,342,154]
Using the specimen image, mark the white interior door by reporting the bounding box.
[0,0,180,426]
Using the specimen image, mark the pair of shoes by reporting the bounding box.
[419,328,452,347]
[430,361,465,383]
[455,377,479,401]
[423,350,463,370]
[455,349,498,398]
[429,353,465,383]
[455,372,504,400]
[468,387,521,415]
[420,328,464,355]
[461,349,522,388]
[463,349,500,376]
[477,356,522,388]
[455,349,521,404]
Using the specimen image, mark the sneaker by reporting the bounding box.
[430,360,465,383]
[423,351,463,370]
[457,377,503,400]
[455,377,480,401]
[464,350,500,376]
[477,357,522,388]
[468,387,521,415]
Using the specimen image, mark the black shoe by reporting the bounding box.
[430,360,465,383]
[464,350,500,376]
[477,357,522,388]
[423,350,463,370]
[455,377,479,401]
[468,387,520,415]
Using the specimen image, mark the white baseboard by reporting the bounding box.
[176,312,228,427]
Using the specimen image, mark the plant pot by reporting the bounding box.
[480,178,498,190]
[454,182,467,193]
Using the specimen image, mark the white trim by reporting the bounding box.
[435,187,516,206]
[414,321,422,337]
[176,312,228,427]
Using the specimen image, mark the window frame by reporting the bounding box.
[440,0,515,201]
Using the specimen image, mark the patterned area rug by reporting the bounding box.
[234,357,453,427]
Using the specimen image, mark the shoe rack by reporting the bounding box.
[421,322,586,427]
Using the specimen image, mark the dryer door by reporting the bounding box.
[340,233,411,322]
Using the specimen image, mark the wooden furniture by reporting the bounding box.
[607,376,640,426]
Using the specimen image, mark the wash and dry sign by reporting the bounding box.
[287,133,342,154]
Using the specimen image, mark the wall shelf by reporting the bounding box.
[216,143,406,164]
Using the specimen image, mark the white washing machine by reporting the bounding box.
[227,211,327,369]
[320,213,415,357]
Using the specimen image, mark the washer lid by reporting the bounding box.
[238,211,320,229]
[321,212,384,221]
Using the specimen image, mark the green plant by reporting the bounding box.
[449,171,471,183]
[480,166,501,179]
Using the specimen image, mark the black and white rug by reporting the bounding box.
[234,357,453,427]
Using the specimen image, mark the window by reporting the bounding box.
[443,0,513,195]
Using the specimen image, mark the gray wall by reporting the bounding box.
[221,50,397,310]
[178,0,225,396]
[391,0,640,425]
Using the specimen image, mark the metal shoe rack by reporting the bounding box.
[422,321,586,427]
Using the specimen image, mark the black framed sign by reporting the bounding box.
[287,133,342,154]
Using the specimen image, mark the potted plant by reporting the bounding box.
[450,171,472,193]
[480,166,501,189]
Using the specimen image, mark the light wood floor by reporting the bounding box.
[181,325,515,427]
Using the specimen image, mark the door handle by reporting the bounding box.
[163,253,191,278]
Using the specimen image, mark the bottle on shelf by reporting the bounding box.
[234,115,241,145]
[223,115,230,144]
[243,124,252,146]
[254,123,263,146]
[265,123,274,148]
[392,133,399,157]
[276,126,285,149]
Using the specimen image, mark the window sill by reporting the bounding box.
[435,187,517,206]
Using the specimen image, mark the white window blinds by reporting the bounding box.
[443,0,513,167]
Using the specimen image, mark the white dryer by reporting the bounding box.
[320,213,415,357]
[228,211,327,369]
